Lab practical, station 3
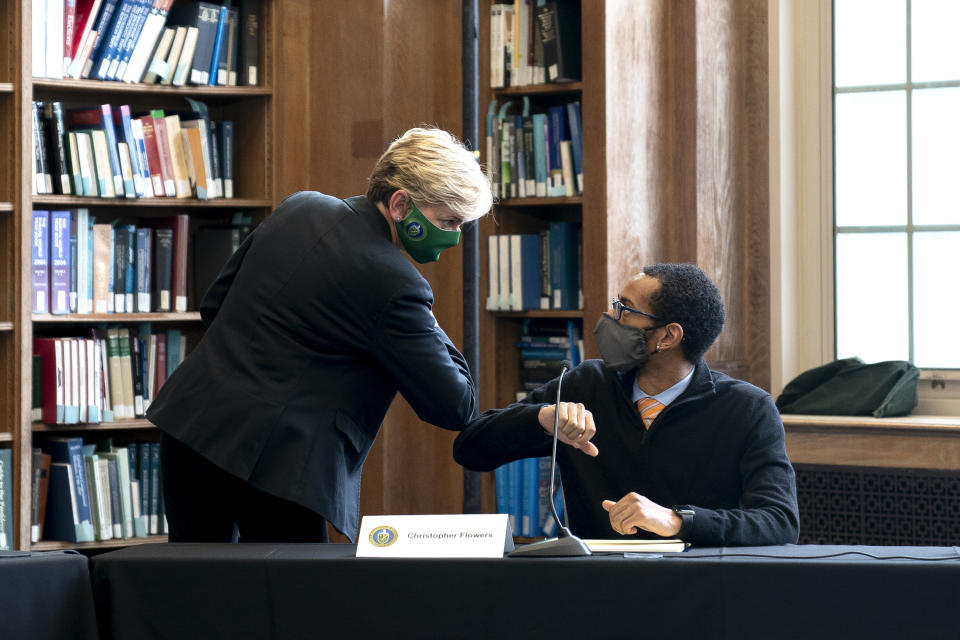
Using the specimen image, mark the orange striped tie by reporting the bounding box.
[636,397,664,430]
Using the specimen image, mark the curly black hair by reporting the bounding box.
[642,263,725,362]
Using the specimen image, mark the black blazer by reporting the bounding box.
[146,192,477,539]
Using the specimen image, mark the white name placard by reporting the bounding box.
[356,514,513,558]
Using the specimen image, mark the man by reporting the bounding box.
[454,263,799,546]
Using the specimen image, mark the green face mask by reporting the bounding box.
[395,201,461,264]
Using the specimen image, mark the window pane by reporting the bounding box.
[911,0,960,82]
[835,92,907,227]
[834,0,905,87]
[912,88,960,225]
[836,233,909,362]
[913,232,960,368]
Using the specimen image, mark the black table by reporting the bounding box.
[91,543,960,640]
[0,550,99,640]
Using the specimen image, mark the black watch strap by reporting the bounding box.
[673,508,694,537]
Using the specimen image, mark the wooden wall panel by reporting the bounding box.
[275,1,465,538]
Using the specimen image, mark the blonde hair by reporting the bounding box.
[367,127,493,222]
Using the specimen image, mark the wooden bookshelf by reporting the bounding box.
[32,195,273,208]
[30,535,167,552]
[3,0,278,551]
[496,82,583,96]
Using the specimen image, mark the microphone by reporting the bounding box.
[509,361,591,557]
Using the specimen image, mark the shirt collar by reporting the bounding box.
[632,366,696,407]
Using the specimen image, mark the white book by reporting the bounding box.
[32,0,46,77]
[510,235,524,311]
[89,129,116,198]
[498,234,511,310]
[117,142,137,200]
[75,131,98,197]
[130,118,155,198]
[44,0,64,78]
[486,234,499,310]
[124,7,167,83]
[67,132,83,195]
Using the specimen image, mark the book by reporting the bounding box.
[31,449,52,543]
[32,210,50,313]
[535,0,581,83]
[168,1,220,85]
[142,26,176,84]
[153,214,189,312]
[171,25,198,86]
[0,448,11,549]
[40,437,95,542]
[509,234,541,311]
[220,120,234,198]
[208,6,228,85]
[582,539,688,554]
[31,101,52,194]
[160,25,187,86]
[42,102,72,194]
[239,0,260,85]
[49,210,72,314]
[162,114,192,197]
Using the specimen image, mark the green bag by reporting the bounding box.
[776,357,920,418]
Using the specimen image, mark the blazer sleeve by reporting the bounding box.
[199,230,256,328]
[371,279,478,430]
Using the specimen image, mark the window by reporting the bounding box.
[833,0,960,369]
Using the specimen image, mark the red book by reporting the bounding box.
[33,338,64,424]
[154,332,167,396]
[150,115,177,197]
[137,116,167,197]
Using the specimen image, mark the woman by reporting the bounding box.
[147,127,493,542]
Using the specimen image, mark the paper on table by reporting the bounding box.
[583,539,688,553]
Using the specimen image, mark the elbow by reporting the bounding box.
[452,434,494,472]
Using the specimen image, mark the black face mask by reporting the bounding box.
[593,314,659,372]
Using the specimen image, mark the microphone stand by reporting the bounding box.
[509,364,591,557]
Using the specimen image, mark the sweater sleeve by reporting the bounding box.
[679,393,800,546]
[453,382,557,471]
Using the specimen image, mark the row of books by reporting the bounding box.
[486,222,582,312]
[496,457,566,538]
[490,0,581,88]
[32,211,190,315]
[0,449,11,550]
[32,326,186,425]
[32,0,261,86]
[515,319,583,395]
[30,437,166,544]
[486,99,582,200]
[33,101,235,200]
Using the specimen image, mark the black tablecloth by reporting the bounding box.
[91,543,960,640]
[0,550,99,640]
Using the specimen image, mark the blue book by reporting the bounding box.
[166,329,182,376]
[69,216,78,312]
[518,346,569,360]
[0,448,12,549]
[110,0,152,80]
[32,210,50,313]
[137,443,150,533]
[79,0,121,78]
[86,218,95,315]
[567,320,581,366]
[510,234,542,311]
[49,211,72,315]
[208,6,228,85]
[135,228,153,312]
[122,225,137,312]
[510,460,523,537]
[149,442,160,533]
[41,437,95,542]
[115,105,143,197]
[548,221,579,310]
[94,0,136,80]
[565,101,583,194]
[547,106,569,196]
[220,120,234,197]
[522,457,538,537]
[532,113,548,197]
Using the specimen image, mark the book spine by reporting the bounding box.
[0,449,11,549]
[50,211,72,314]
[136,227,153,311]
[209,6,228,85]
[239,0,260,85]
[220,120,234,198]
[32,210,51,313]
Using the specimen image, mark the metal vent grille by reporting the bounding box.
[795,464,960,546]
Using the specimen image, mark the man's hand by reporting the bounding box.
[601,493,682,537]
[538,402,598,456]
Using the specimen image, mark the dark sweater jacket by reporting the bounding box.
[454,359,800,546]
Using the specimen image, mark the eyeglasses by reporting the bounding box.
[611,297,665,323]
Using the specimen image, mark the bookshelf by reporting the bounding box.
[476,1,664,515]
[1,0,277,551]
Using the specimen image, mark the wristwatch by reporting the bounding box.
[673,507,695,537]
